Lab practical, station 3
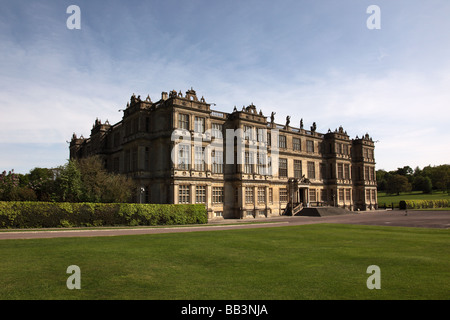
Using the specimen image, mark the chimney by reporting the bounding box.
[161,92,168,100]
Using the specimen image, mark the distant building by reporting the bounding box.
[70,88,377,219]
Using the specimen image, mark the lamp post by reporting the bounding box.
[139,187,145,204]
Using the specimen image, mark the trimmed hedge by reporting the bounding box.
[399,199,450,210]
[0,202,208,229]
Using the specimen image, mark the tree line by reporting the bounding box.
[0,156,136,203]
[377,164,450,195]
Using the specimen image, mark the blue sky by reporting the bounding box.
[1,0,449,173]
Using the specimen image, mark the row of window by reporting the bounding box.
[117,147,371,183]
[178,146,364,180]
[178,186,224,204]
[178,115,321,153]
[120,114,371,160]
[177,185,376,205]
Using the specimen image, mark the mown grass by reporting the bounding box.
[0,224,448,300]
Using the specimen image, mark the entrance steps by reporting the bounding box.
[297,207,354,217]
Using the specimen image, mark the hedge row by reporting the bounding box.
[399,199,450,210]
[0,202,208,229]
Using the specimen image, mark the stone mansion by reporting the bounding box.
[70,88,377,219]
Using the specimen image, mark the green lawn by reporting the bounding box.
[378,191,449,208]
[0,224,448,300]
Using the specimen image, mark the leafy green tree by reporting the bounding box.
[386,174,411,195]
[0,170,19,200]
[412,175,432,194]
[27,167,55,201]
[77,156,135,203]
[56,160,83,202]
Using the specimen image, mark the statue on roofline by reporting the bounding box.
[285,116,290,127]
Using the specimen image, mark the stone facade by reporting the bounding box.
[70,88,377,219]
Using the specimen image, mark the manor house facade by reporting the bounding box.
[70,88,377,219]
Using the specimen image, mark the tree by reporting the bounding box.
[28,167,55,201]
[76,156,135,203]
[422,164,450,192]
[56,160,83,202]
[386,174,411,195]
[0,170,19,200]
[412,176,432,194]
[396,166,413,176]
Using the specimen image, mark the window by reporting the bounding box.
[257,128,266,143]
[344,164,350,180]
[346,189,351,201]
[244,125,254,141]
[269,188,273,203]
[132,118,138,133]
[245,187,254,204]
[293,138,301,151]
[132,148,138,171]
[257,153,267,175]
[212,150,223,174]
[257,187,266,203]
[212,123,223,139]
[339,189,344,201]
[307,161,315,179]
[178,144,190,170]
[145,117,150,132]
[212,187,224,204]
[194,146,205,171]
[366,190,371,202]
[279,158,288,177]
[114,132,120,147]
[294,160,302,179]
[194,116,205,133]
[196,186,206,204]
[343,144,349,155]
[279,188,288,202]
[125,150,130,172]
[278,135,287,148]
[179,185,190,204]
[215,211,223,217]
[371,189,376,202]
[309,189,317,202]
[145,147,149,171]
[178,113,189,130]
[338,163,343,179]
[307,140,314,153]
[267,132,271,146]
[244,152,254,174]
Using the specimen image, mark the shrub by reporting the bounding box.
[0,202,207,229]
[400,199,450,209]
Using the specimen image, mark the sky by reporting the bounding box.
[0,0,449,174]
